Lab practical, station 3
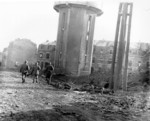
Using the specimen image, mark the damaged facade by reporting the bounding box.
[0,52,2,66]
[92,40,150,73]
[92,40,113,71]
[2,38,37,68]
[2,48,8,67]
[37,40,56,70]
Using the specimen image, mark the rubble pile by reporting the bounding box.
[52,92,149,121]
[54,105,93,121]
[1,70,150,121]
[49,74,71,90]
[45,70,147,94]
[40,69,111,93]
[127,71,150,92]
[69,70,112,93]
[71,69,111,86]
[70,84,150,120]
[128,72,141,82]
[38,70,150,120]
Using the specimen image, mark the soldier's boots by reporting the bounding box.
[22,78,25,83]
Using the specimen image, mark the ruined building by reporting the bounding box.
[4,38,37,68]
[54,1,102,76]
[92,40,150,73]
[0,52,2,66]
[2,48,8,67]
[37,40,56,70]
[92,40,114,70]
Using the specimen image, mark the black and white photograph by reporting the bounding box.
[0,0,150,120]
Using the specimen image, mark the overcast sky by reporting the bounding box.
[0,0,150,51]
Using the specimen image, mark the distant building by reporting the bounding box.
[2,48,8,67]
[92,40,114,71]
[4,38,37,68]
[0,52,2,66]
[92,40,150,73]
[37,40,56,70]
[130,42,150,73]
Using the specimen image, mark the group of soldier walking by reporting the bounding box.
[20,60,54,84]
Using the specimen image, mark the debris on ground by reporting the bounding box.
[1,70,150,121]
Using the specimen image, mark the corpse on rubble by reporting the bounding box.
[48,73,71,90]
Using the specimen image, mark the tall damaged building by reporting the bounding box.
[3,38,37,69]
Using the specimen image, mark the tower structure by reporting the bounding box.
[110,3,133,91]
[54,1,102,76]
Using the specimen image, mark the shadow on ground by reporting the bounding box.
[1,105,91,121]
[0,101,136,121]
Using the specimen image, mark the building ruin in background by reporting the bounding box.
[37,40,56,70]
[54,1,102,76]
[92,40,150,74]
[0,52,2,66]
[2,48,8,67]
[2,38,37,69]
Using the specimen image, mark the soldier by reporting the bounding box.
[32,62,41,83]
[45,62,54,84]
[20,60,30,83]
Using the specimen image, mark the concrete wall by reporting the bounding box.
[66,8,86,75]
[54,4,100,76]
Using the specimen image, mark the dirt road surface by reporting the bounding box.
[0,71,150,121]
[0,71,100,121]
